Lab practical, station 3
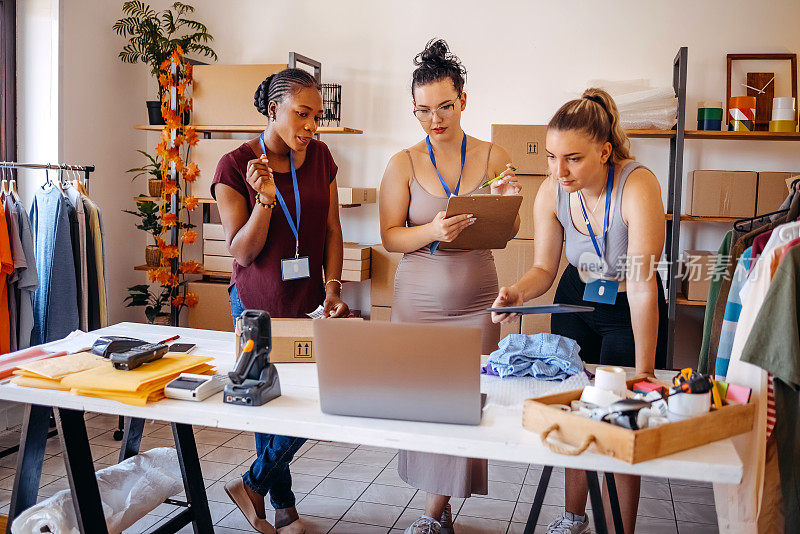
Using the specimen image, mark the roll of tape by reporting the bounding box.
[729,119,754,132]
[729,96,757,109]
[697,107,723,121]
[594,366,627,395]
[773,97,796,110]
[697,119,722,131]
[772,108,796,121]
[698,101,723,109]
[668,391,711,417]
[769,120,797,133]
[580,385,623,407]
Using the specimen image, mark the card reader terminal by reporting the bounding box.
[110,342,169,370]
[165,373,228,401]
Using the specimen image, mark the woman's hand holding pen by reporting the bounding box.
[488,163,522,196]
[246,154,276,205]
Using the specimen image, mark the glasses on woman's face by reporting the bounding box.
[413,97,460,122]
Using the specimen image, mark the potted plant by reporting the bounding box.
[124,284,172,324]
[113,1,217,124]
[123,200,164,267]
[127,149,164,197]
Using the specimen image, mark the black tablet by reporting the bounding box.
[486,304,595,314]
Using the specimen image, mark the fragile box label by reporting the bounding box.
[293,340,312,359]
[527,141,538,155]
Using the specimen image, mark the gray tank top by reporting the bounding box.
[556,161,644,279]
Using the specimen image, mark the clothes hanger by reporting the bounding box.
[9,166,19,202]
[74,165,89,197]
[733,208,789,233]
[0,165,8,198]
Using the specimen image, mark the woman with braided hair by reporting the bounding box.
[212,68,349,534]
[492,88,667,534]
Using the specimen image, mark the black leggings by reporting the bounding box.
[550,264,667,369]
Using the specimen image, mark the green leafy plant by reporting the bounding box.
[126,149,162,182]
[124,284,173,324]
[113,1,217,98]
[123,200,163,242]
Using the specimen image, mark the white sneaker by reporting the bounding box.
[546,511,590,534]
[404,515,442,534]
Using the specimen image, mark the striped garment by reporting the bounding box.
[767,374,776,438]
[714,247,753,381]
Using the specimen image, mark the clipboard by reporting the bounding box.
[486,304,595,314]
[438,194,523,250]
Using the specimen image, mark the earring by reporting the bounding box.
[271,113,276,121]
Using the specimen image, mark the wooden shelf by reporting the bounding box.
[133,196,370,208]
[626,129,676,138]
[685,130,800,141]
[134,124,363,134]
[134,264,232,278]
[674,294,706,306]
[666,214,740,223]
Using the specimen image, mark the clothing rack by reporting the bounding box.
[0,161,96,191]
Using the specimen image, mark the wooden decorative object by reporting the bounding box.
[145,244,162,267]
[727,54,798,131]
[746,72,775,131]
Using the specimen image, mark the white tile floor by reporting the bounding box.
[0,412,719,533]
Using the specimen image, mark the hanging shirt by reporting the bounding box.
[211,140,337,317]
[81,197,100,330]
[714,247,753,380]
[740,245,800,534]
[4,196,25,352]
[83,197,108,327]
[12,199,38,350]
[0,200,14,353]
[64,185,88,330]
[30,186,79,344]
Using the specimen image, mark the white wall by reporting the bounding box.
[18,0,800,328]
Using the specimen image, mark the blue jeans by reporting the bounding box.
[230,285,306,509]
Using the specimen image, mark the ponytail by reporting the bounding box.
[548,88,632,163]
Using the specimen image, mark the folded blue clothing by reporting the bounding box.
[488,333,583,381]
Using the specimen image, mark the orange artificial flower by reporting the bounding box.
[185,127,199,146]
[159,59,171,71]
[184,292,199,307]
[172,295,184,307]
[172,46,183,63]
[155,236,166,248]
[161,213,178,227]
[163,180,179,195]
[181,230,197,245]
[184,196,198,211]
[174,158,184,173]
[169,274,181,287]
[158,74,170,88]
[183,162,200,183]
[179,260,203,274]
[154,269,170,285]
[147,269,159,283]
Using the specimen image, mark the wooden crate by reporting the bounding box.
[522,377,755,464]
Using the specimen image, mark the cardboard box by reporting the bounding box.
[757,171,798,215]
[203,255,234,273]
[342,258,370,271]
[338,187,377,205]
[523,376,755,464]
[203,223,225,241]
[370,245,403,307]
[370,306,392,322]
[267,318,364,363]
[204,239,230,257]
[491,124,549,175]
[681,250,716,302]
[343,243,371,261]
[516,175,547,239]
[685,170,757,218]
[187,282,233,332]
[341,268,370,282]
[192,139,246,200]
[192,64,287,125]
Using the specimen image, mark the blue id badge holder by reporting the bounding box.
[281,242,310,281]
[583,278,619,304]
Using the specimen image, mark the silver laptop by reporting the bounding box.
[314,320,484,425]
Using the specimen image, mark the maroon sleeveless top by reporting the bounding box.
[211,139,337,318]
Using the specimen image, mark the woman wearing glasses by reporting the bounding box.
[379,38,521,534]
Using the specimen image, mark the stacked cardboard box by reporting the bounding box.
[680,250,717,302]
[342,243,371,282]
[756,171,799,215]
[685,171,757,218]
[368,245,402,321]
[202,223,233,273]
[338,188,377,206]
[187,281,233,331]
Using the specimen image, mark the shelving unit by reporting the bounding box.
[134,124,363,135]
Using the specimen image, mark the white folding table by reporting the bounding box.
[0,323,743,534]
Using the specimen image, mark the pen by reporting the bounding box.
[158,335,180,344]
[481,166,518,189]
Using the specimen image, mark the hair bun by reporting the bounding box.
[415,38,453,68]
[253,74,275,116]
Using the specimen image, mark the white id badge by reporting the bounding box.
[281,256,310,281]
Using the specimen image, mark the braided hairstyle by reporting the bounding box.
[548,88,632,163]
[254,68,321,119]
[411,38,467,98]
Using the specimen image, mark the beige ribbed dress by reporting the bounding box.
[393,147,500,498]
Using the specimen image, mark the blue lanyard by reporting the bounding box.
[577,163,614,262]
[260,131,302,258]
[426,132,467,197]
